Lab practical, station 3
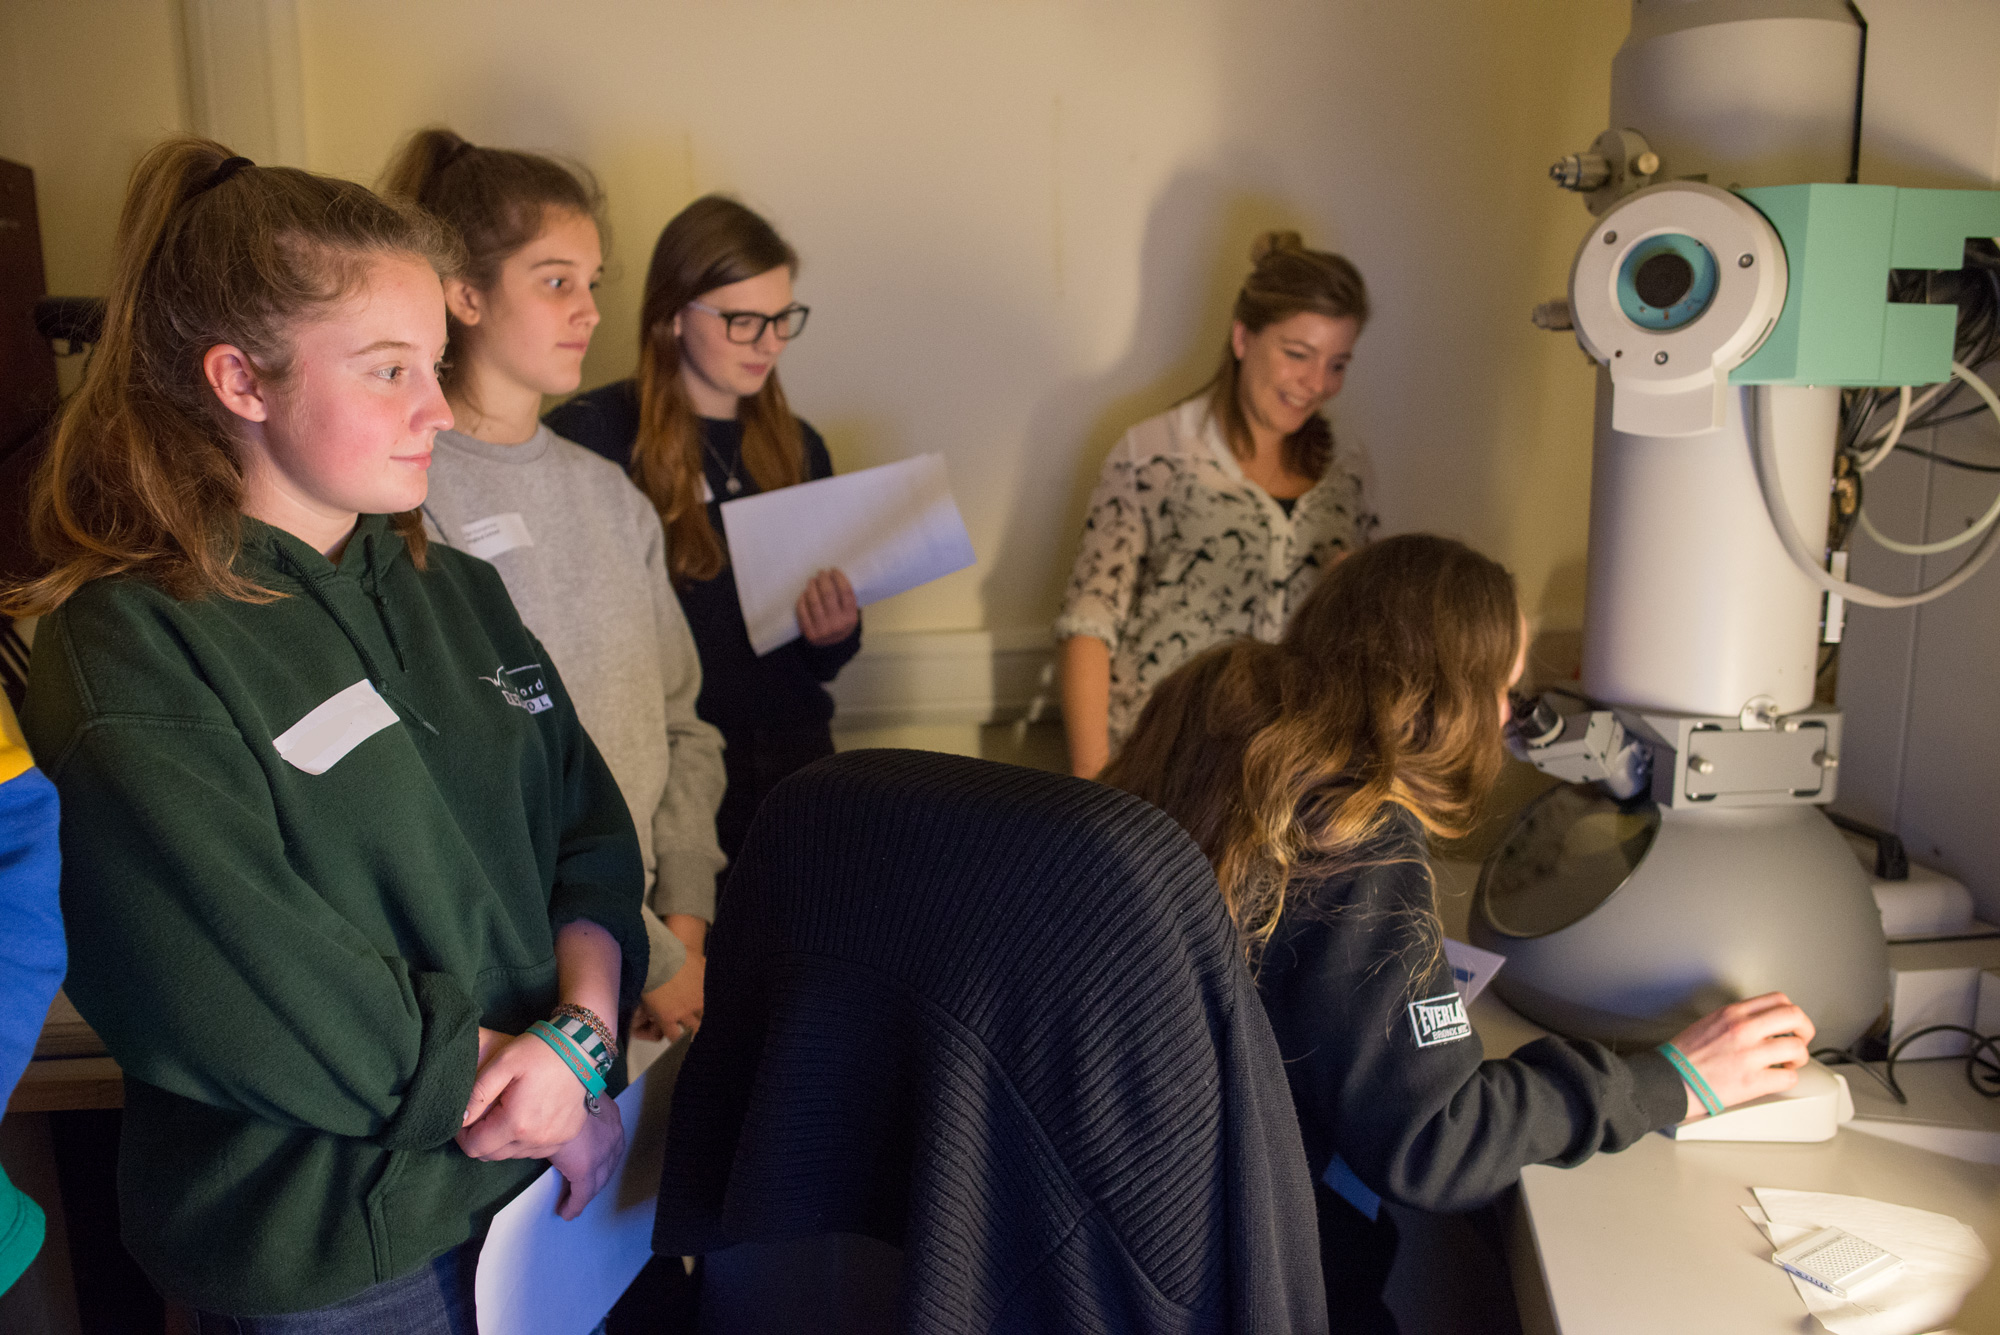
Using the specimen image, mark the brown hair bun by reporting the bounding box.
[1250,230,1305,264]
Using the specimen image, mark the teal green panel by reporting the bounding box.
[1729,184,2000,386]
[1733,184,1896,385]
[1888,190,2000,270]
[1731,186,1812,383]
[1877,304,1958,386]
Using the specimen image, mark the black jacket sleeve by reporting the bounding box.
[1256,815,1687,1213]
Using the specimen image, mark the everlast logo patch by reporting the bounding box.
[478,663,553,715]
[1407,992,1473,1048]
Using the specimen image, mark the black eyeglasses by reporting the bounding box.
[686,300,810,344]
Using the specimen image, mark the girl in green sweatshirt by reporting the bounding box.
[5,138,648,1330]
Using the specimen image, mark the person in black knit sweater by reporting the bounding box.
[546,196,861,944]
[1107,534,1817,1333]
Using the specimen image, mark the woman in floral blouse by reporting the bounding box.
[1055,232,1377,777]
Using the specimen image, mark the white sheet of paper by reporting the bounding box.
[1443,938,1506,1003]
[475,1055,678,1335]
[272,679,398,775]
[719,453,976,655]
[1742,1188,1990,1335]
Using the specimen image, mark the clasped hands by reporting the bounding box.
[456,1026,624,1220]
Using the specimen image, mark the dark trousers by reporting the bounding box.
[1316,1181,1401,1335]
[715,724,836,876]
[189,1240,479,1335]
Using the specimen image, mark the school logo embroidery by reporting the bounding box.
[1408,992,1473,1048]
[478,663,553,715]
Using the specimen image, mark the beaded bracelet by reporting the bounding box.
[553,1003,619,1065]
[527,1019,607,1113]
[1658,1042,1725,1117]
[548,1010,614,1077]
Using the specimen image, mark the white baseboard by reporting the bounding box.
[827,626,1058,729]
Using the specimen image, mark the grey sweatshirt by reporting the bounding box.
[423,426,726,992]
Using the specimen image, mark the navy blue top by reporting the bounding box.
[656,749,1329,1331]
[546,381,862,737]
[1254,806,1687,1213]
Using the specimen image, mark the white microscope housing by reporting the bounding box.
[1470,0,2000,1051]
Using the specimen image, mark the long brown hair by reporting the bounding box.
[2,137,458,616]
[630,195,805,585]
[379,126,603,393]
[1204,230,1369,481]
[1106,534,1520,957]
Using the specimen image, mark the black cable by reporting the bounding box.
[1891,442,2000,474]
[1810,1044,1902,1102]
[1908,397,1997,433]
[1814,1025,2000,1105]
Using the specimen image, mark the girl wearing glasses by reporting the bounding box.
[1056,232,1377,779]
[548,195,860,885]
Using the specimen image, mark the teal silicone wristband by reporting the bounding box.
[1658,1042,1725,1117]
[527,1019,607,1098]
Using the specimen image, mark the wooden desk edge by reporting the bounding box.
[8,1056,124,1113]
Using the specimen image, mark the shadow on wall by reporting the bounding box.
[986,169,1321,629]
[1529,556,1588,689]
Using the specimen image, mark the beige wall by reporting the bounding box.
[0,0,188,395]
[2,0,1624,647]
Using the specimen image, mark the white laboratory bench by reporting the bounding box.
[1467,986,2000,1334]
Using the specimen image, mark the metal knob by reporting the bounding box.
[1550,153,1611,192]
[1690,757,1715,775]
[1814,751,1840,769]
[1530,299,1573,331]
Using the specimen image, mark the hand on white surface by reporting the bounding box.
[1669,991,1816,1120]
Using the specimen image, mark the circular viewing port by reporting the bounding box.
[1616,232,1719,332]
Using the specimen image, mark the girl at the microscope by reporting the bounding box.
[1108,533,1814,1333]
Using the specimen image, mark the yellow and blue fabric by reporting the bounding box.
[0,694,64,1297]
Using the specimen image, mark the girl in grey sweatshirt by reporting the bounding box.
[384,129,726,1045]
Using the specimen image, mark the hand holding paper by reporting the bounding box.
[797,568,860,646]
[720,453,976,655]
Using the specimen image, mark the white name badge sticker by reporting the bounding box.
[460,512,534,561]
[273,679,399,775]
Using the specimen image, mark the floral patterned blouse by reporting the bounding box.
[1054,397,1376,750]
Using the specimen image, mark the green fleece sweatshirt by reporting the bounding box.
[21,515,647,1317]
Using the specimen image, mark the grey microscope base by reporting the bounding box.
[1473,803,1888,1052]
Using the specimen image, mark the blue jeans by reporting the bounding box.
[190,1241,478,1335]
